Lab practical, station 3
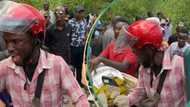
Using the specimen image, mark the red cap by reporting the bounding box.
[127,20,163,49]
[0,1,45,35]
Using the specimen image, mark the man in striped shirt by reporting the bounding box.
[0,1,89,107]
[113,20,186,107]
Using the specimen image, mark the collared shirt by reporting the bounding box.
[69,18,87,47]
[127,49,186,107]
[0,49,89,107]
[45,23,72,64]
[100,41,138,77]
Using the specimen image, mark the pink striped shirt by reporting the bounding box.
[0,49,89,107]
[127,49,186,107]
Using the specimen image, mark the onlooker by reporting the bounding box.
[91,22,105,57]
[40,2,55,24]
[160,18,172,41]
[167,26,190,58]
[43,12,53,29]
[69,5,88,86]
[157,12,172,41]
[91,21,138,77]
[45,8,72,64]
[168,21,185,45]
[101,16,128,49]
[62,4,74,20]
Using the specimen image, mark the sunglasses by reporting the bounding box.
[55,10,64,15]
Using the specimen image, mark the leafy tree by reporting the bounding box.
[16,0,190,30]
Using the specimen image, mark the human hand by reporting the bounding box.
[0,100,5,107]
[90,56,102,70]
[113,95,129,107]
[140,93,160,107]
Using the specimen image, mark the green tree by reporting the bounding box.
[16,0,190,30]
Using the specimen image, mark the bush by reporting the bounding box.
[17,0,190,30]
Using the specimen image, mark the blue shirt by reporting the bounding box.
[69,18,87,47]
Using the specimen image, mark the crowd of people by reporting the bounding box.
[0,0,189,107]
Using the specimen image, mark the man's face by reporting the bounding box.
[177,32,188,48]
[3,32,33,66]
[114,25,122,39]
[136,45,155,68]
[114,22,127,39]
[153,51,164,67]
[63,5,68,12]
[55,10,65,26]
[75,11,84,19]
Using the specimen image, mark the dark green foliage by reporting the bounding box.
[16,0,190,30]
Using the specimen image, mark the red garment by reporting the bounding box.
[100,41,138,76]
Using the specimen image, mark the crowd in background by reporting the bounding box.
[0,1,190,86]
[0,1,190,107]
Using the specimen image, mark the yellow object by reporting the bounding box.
[82,63,88,86]
[94,75,137,105]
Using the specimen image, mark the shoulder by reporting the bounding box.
[65,23,72,31]
[0,57,13,71]
[45,51,69,70]
[123,47,136,56]
[138,66,150,78]
[185,42,190,47]
[104,41,115,49]
[169,42,178,47]
[68,18,76,24]
[123,48,137,62]
[47,24,56,32]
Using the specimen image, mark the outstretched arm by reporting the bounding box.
[92,56,130,72]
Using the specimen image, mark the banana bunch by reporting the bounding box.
[94,74,138,106]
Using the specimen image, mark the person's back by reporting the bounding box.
[168,27,190,58]
[40,2,55,24]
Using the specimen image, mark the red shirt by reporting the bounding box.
[100,41,138,76]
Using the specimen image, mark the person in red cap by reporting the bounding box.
[113,20,186,107]
[0,1,89,107]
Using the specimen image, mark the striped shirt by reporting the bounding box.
[0,49,89,107]
[127,48,186,107]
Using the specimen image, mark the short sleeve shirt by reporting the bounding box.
[100,41,138,76]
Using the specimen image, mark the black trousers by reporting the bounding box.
[70,46,84,86]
